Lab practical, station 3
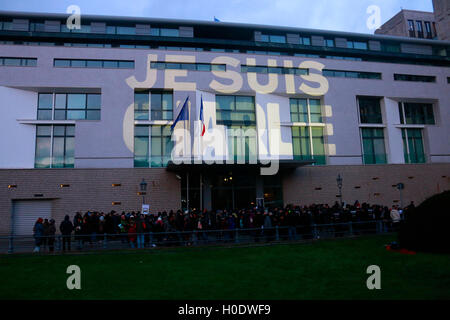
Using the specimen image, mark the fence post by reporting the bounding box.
[275,226,279,241]
[235,229,239,243]
[313,224,318,239]
[56,235,61,252]
[348,221,353,236]
[8,235,13,254]
[103,233,107,249]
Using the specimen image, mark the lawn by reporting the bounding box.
[1,234,449,300]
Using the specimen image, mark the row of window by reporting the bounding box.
[259,34,311,46]
[322,69,382,79]
[25,21,180,37]
[54,59,134,69]
[407,20,436,39]
[37,93,101,121]
[241,65,308,75]
[394,73,436,83]
[0,57,36,66]
[1,39,448,66]
[150,62,226,72]
[135,91,173,121]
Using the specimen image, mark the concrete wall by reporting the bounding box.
[0,168,181,235]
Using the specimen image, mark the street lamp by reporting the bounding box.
[140,178,147,204]
[336,174,343,207]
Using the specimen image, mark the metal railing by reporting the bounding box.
[1,220,394,254]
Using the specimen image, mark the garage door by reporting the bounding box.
[13,200,52,236]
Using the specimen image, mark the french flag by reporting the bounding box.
[200,95,205,137]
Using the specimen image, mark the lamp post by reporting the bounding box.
[336,174,343,207]
[140,178,147,204]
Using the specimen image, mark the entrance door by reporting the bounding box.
[12,200,52,236]
[211,173,256,211]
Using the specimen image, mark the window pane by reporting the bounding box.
[71,60,86,67]
[103,61,118,68]
[151,93,162,111]
[52,137,65,168]
[135,111,149,120]
[53,126,65,136]
[135,92,149,111]
[135,137,149,157]
[86,110,100,120]
[236,96,254,110]
[35,137,51,168]
[38,94,53,108]
[67,110,86,120]
[87,94,101,109]
[54,110,66,120]
[37,110,52,120]
[86,60,103,68]
[151,137,162,156]
[135,126,149,136]
[64,137,75,167]
[160,28,179,37]
[54,59,70,67]
[217,96,234,110]
[118,61,134,69]
[66,126,75,136]
[55,94,66,109]
[67,94,86,109]
[36,125,52,136]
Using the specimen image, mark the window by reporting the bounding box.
[361,128,386,164]
[216,95,256,126]
[134,91,173,121]
[116,26,135,35]
[150,62,226,72]
[398,102,435,125]
[38,93,101,120]
[151,28,179,37]
[35,125,75,168]
[291,126,326,165]
[358,97,382,124]
[424,21,432,38]
[290,98,325,165]
[347,40,368,50]
[54,59,135,69]
[381,43,401,53]
[394,74,436,83]
[290,98,322,123]
[259,34,286,43]
[241,65,308,75]
[0,57,37,67]
[324,39,335,47]
[402,128,425,163]
[408,20,415,37]
[134,125,173,167]
[300,36,311,46]
[227,125,258,163]
[416,21,424,38]
[323,69,381,80]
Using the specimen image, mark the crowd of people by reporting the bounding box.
[32,200,416,252]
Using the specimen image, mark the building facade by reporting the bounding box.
[433,0,450,41]
[375,9,438,39]
[0,11,449,235]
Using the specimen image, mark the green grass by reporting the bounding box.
[1,234,449,300]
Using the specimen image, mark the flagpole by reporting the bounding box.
[200,173,203,212]
[186,171,190,213]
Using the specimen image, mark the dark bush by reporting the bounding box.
[398,191,450,253]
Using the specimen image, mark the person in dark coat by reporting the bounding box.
[33,218,44,253]
[60,215,74,251]
[47,219,56,253]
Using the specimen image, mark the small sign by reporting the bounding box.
[142,204,150,215]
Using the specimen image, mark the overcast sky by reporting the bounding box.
[0,0,434,34]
